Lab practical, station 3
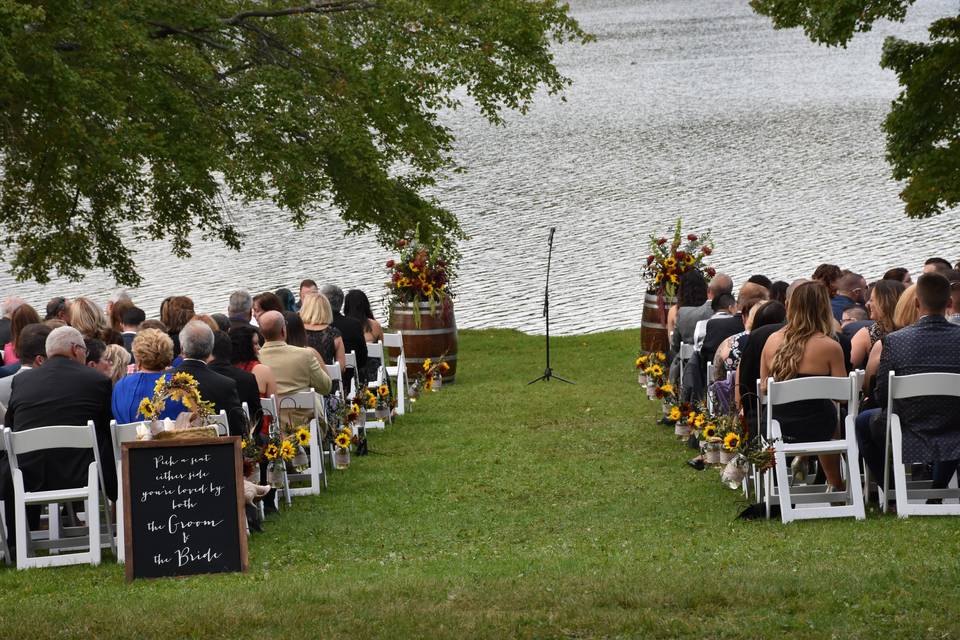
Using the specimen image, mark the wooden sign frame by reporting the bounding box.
[121,436,248,582]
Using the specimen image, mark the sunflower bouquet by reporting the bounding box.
[410,356,451,396]
[137,372,216,432]
[641,219,715,299]
[638,351,670,400]
[385,228,458,326]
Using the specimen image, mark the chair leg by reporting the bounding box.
[48,504,61,556]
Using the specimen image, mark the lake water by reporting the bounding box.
[2,0,958,335]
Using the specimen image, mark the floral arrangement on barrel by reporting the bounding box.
[641,219,715,299]
[137,372,216,436]
[410,356,451,398]
[385,229,458,326]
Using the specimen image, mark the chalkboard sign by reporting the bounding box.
[122,437,248,582]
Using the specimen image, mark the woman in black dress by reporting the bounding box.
[761,281,847,489]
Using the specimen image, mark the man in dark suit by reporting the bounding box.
[857,273,960,488]
[320,284,367,393]
[208,331,261,438]
[2,326,114,544]
[174,321,246,437]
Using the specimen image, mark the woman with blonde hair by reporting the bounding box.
[111,329,186,423]
[300,293,346,371]
[850,279,905,368]
[71,296,122,344]
[761,281,846,489]
[103,343,132,384]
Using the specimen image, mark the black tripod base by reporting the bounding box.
[527,368,574,385]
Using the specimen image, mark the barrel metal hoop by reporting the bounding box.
[399,328,458,336]
[405,355,458,363]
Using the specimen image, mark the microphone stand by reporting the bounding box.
[528,227,573,385]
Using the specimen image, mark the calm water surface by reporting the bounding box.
[2,0,958,334]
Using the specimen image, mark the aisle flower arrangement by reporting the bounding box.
[411,356,450,397]
[137,372,216,432]
[641,219,715,298]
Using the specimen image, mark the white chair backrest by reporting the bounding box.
[679,342,695,360]
[325,362,343,386]
[207,410,230,436]
[4,425,94,470]
[111,420,146,464]
[382,332,404,350]
[693,321,709,351]
[766,375,853,406]
[367,342,384,361]
[260,394,278,420]
[276,388,323,431]
[889,371,960,401]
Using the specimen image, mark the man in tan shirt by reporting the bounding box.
[257,311,332,396]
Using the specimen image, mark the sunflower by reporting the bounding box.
[702,424,717,440]
[153,375,167,394]
[423,358,432,371]
[264,443,280,461]
[668,406,681,421]
[647,364,663,377]
[172,372,196,385]
[664,257,677,269]
[422,283,434,296]
[409,261,420,273]
[439,362,450,373]
[397,277,412,288]
[241,439,247,450]
[659,383,674,396]
[683,254,695,266]
[694,413,705,428]
[378,384,390,397]
[723,432,741,452]
[635,355,647,368]
[295,428,311,446]
[279,440,296,461]
[424,377,434,391]
[138,398,156,419]
[350,403,361,416]
[335,433,352,449]
[669,274,678,284]
[654,273,664,283]
[341,426,353,439]
[656,352,666,362]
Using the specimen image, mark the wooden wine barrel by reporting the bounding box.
[388,299,459,384]
[641,291,674,354]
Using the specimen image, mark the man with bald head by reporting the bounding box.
[257,311,331,397]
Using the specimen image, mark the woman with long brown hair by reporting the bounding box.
[850,279,905,368]
[760,281,846,489]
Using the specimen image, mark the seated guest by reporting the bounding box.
[945,270,960,325]
[769,280,789,304]
[862,285,918,395]
[43,296,71,324]
[301,293,346,372]
[840,305,871,339]
[3,325,116,541]
[84,338,112,378]
[746,274,772,290]
[715,296,769,380]
[2,304,41,369]
[297,279,318,311]
[120,306,145,355]
[139,318,167,333]
[103,344,131,384]
[112,329,187,423]
[275,288,297,312]
[830,271,867,323]
[0,296,25,352]
[850,279,903,368]
[856,273,960,493]
[283,311,324,364]
[209,331,262,438]
[700,282,768,367]
[227,290,254,328]
[258,311,332,397]
[321,284,367,390]
[104,290,132,330]
[160,295,195,356]
[228,324,278,398]
[253,292,284,323]
[174,321,246,437]
[811,263,842,298]
[190,314,220,333]
[923,257,952,274]
[669,270,710,385]
[210,313,231,332]
[883,267,912,285]
[0,324,51,420]
[344,289,385,344]
[71,297,122,345]
[760,281,846,489]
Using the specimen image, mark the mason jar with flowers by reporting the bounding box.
[386,230,460,384]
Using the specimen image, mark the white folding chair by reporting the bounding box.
[765,373,866,523]
[3,425,102,569]
[109,419,145,564]
[382,332,409,415]
[344,351,359,399]
[0,436,11,565]
[276,388,327,496]
[324,363,347,405]
[705,361,716,414]
[207,410,230,437]
[678,341,694,393]
[692,320,709,352]
[883,372,960,517]
[241,402,250,421]
[365,341,387,388]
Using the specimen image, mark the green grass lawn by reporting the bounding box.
[1,328,959,638]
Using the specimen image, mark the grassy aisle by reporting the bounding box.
[1,329,960,638]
